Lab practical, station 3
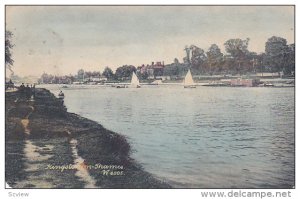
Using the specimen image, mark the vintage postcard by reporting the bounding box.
[5,5,295,190]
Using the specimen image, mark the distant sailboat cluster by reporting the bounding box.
[115,70,197,89]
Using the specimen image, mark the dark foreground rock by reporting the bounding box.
[5,88,171,188]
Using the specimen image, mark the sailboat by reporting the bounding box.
[183,69,196,88]
[130,72,141,88]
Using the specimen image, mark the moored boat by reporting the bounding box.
[116,85,127,88]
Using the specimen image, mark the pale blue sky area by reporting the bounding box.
[6,6,294,76]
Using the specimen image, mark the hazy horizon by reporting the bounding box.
[6,6,294,77]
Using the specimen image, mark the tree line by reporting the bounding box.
[164,36,294,77]
[5,31,295,82]
[78,36,295,80]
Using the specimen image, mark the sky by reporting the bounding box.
[6,6,294,77]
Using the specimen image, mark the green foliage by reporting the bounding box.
[115,65,136,80]
[77,69,85,80]
[190,45,207,68]
[206,44,224,74]
[224,38,250,59]
[102,66,114,79]
[163,62,188,77]
[5,31,14,65]
[265,36,295,74]
[85,71,101,77]
[207,44,223,62]
[138,72,148,80]
[39,36,295,81]
[5,31,14,73]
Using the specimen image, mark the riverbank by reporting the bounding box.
[31,76,294,88]
[5,88,171,188]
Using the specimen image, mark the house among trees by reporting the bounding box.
[137,61,165,79]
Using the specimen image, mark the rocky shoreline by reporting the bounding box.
[5,88,171,188]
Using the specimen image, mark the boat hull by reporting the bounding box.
[116,85,127,88]
[184,85,196,88]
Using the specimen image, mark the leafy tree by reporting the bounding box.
[40,73,54,84]
[224,38,250,58]
[115,65,136,80]
[286,44,295,74]
[102,66,114,79]
[77,69,85,81]
[190,45,207,67]
[67,74,75,82]
[77,69,84,76]
[223,38,251,74]
[183,45,191,64]
[163,58,188,76]
[189,45,207,74]
[5,31,14,74]
[91,71,101,77]
[85,71,93,77]
[207,44,223,74]
[207,44,223,61]
[265,36,294,74]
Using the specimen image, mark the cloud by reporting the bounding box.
[6,6,294,76]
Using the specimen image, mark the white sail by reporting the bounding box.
[130,72,140,88]
[183,69,195,86]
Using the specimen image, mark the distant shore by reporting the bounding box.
[26,76,294,88]
[5,88,171,188]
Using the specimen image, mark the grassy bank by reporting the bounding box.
[5,88,171,188]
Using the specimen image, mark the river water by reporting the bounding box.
[42,84,294,188]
